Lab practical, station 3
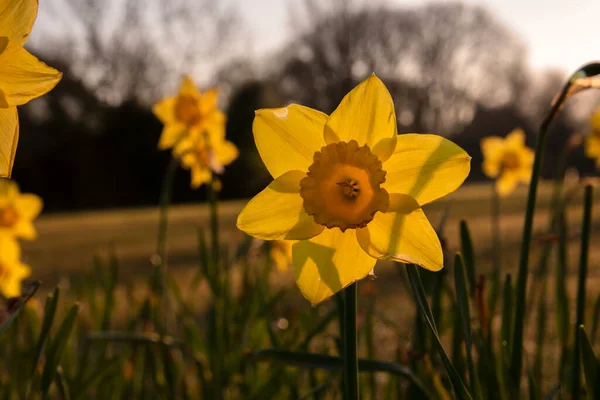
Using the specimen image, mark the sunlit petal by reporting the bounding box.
[0,107,18,177]
[325,74,397,158]
[356,194,442,271]
[293,228,376,306]
[254,104,327,178]
[496,171,519,197]
[0,38,62,107]
[237,170,324,240]
[0,0,37,44]
[383,134,471,205]
[158,124,186,150]
[178,75,200,97]
[152,97,177,124]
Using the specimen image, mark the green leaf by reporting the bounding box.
[555,209,570,346]
[406,263,472,400]
[71,356,123,400]
[41,303,80,398]
[591,293,600,345]
[454,254,482,399]
[459,220,476,297]
[0,280,41,335]
[30,286,60,380]
[578,325,600,399]
[250,348,431,397]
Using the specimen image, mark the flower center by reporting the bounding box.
[0,207,18,228]
[501,151,520,171]
[174,95,201,125]
[300,140,389,231]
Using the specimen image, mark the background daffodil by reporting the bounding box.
[0,236,30,298]
[153,76,226,150]
[237,74,471,305]
[0,0,63,177]
[173,135,238,189]
[481,128,534,197]
[584,106,600,167]
[269,240,293,271]
[0,179,42,240]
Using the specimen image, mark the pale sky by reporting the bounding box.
[242,0,600,73]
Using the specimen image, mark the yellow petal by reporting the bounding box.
[585,135,600,159]
[158,124,186,150]
[253,104,327,178]
[179,75,200,96]
[325,74,397,160]
[190,165,211,189]
[199,89,218,115]
[356,194,443,271]
[0,0,37,44]
[591,107,600,133]
[15,193,42,219]
[216,140,238,166]
[152,97,176,124]
[496,171,519,197]
[293,228,376,306]
[383,134,471,206]
[505,128,526,149]
[237,170,324,240]
[0,38,62,107]
[0,107,18,177]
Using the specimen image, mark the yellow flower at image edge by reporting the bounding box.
[152,76,226,150]
[584,106,600,167]
[173,136,238,189]
[481,128,534,197]
[0,237,30,298]
[237,74,471,305]
[0,179,42,239]
[0,0,63,177]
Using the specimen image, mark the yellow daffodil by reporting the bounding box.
[0,179,42,239]
[481,128,534,197]
[0,237,30,298]
[173,135,238,189]
[152,76,226,150]
[269,240,293,271]
[0,0,62,177]
[237,74,471,305]
[584,106,600,167]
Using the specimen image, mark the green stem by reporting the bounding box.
[343,282,359,400]
[571,185,593,400]
[208,173,220,281]
[490,186,502,314]
[152,156,180,296]
[509,63,598,390]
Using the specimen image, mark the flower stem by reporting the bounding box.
[207,174,220,286]
[489,185,502,313]
[343,282,359,400]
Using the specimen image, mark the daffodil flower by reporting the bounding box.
[152,76,226,150]
[269,240,293,271]
[0,0,63,177]
[481,128,534,198]
[173,135,238,189]
[584,106,600,167]
[0,179,42,240]
[237,75,471,305]
[0,236,30,298]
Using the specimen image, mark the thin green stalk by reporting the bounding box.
[153,156,180,295]
[208,173,220,278]
[509,67,580,390]
[343,282,359,400]
[490,186,502,314]
[571,185,593,400]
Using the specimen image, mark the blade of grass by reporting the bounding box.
[405,263,472,400]
[459,221,476,297]
[0,280,41,335]
[571,185,593,400]
[454,254,482,399]
[578,325,600,398]
[343,282,359,400]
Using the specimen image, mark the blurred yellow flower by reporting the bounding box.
[0,237,30,298]
[0,179,42,240]
[237,74,471,305]
[481,129,534,198]
[584,106,600,167]
[269,240,293,271]
[152,76,226,150]
[0,0,63,177]
[173,135,238,189]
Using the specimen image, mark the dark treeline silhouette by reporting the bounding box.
[13,1,598,212]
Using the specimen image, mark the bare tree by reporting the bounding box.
[40,0,245,104]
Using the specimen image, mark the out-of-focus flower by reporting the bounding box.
[237,74,471,305]
[0,237,30,298]
[173,135,238,189]
[269,240,293,271]
[0,179,42,240]
[0,0,63,177]
[152,76,226,151]
[584,107,600,167]
[481,128,534,197]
